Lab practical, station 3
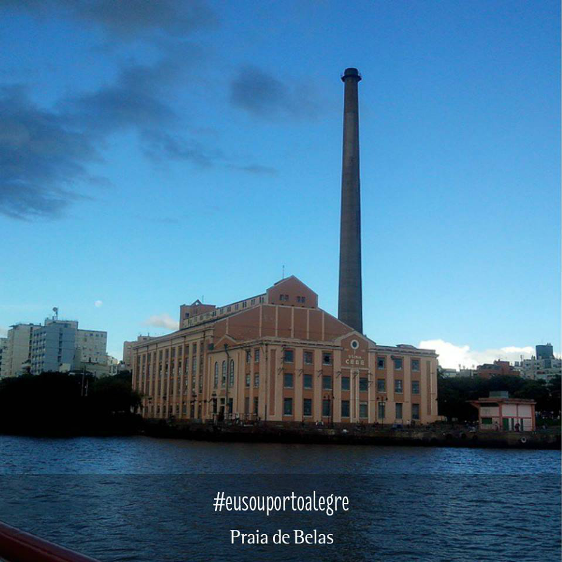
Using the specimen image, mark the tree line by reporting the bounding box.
[0,371,142,435]
[438,373,561,424]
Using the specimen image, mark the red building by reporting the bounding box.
[475,360,520,379]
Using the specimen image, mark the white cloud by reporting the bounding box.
[94,300,103,308]
[0,326,7,337]
[419,339,536,369]
[144,313,179,331]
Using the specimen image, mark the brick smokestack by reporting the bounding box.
[338,67,363,333]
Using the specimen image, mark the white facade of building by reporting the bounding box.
[75,329,108,364]
[515,358,561,381]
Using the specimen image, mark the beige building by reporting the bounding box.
[75,329,108,364]
[123,336,155,370]
[131,277,439,426]
[1,323,39,378]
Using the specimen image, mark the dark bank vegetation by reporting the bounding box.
[0,371,142,436]
[438,373,561,424]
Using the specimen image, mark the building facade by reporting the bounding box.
[75,329,108,365]
[1,323,39,378]
[131,277,440,426]
[469,391,536,431]
[29,318,108,376]
[30,320,78,375]
[514,344,561,381]
[0,337,7,376]
[475,360,520,379]
[123,336,155,371]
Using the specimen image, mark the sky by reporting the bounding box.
[0,0,559,368]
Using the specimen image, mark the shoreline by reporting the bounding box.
[142,421,561,450]
[1,422,559,450]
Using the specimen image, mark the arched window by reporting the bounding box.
[214,362,218,388]
[221,361,226,387]
[229,359,235,386]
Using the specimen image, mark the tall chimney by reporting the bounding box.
[338,67,363,333]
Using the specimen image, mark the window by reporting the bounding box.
[246,350,251,363]
[412,381,420,394]
[284,349,294,363]
[254,349,260,363]
[229,359,235,386]
[341,400,350,417]
[245,374,250,387]
[254,374,259,388]
[322,376,332,390]
[377,357,385,369]
[221,361,226,387]
[322,399,331,417]
[253,397,259,415]
[244,397,249,413]
[378,401,386,420]
[303,398,312,416]
[341,376,350,391]
[481,417,493,425]
[395,403,403,419]
[377,379,386,392]
[323,353,332,365]
[412,403,420,420]
[395,379,403,393]
[304,351,313,365]
[214,363,219,388]
[393,358,403,370]
[303,374,313,389]
[359,402,368,418]
[284,373,293,388]
[411,359,420,371]
[283,398,293,416]
[359,377,369,392]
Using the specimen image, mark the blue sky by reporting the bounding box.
[0,0,559,367]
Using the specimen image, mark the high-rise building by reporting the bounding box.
[30,319,78,375]
[536,344,554,361]
[29,318,108,376]
[0,337,8,375]
[75,329,108,365]
[1,323,39,378]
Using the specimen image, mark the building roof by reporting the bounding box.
[469,397,536,405]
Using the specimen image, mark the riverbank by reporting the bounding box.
[143,420,561,450]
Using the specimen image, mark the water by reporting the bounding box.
[0,436,560,562]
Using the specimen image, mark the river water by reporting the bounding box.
[0,436,560,562]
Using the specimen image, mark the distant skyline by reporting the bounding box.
[1,1,559,368]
